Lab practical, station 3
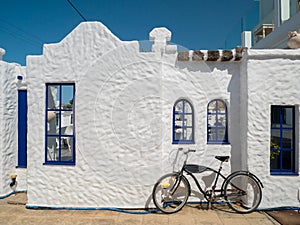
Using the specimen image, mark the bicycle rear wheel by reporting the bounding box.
[152,173,190,214]
[224,173,262,213]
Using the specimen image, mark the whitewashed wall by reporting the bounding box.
[26,22,241,208]
[245,49,300,208]
[0,60,26,197]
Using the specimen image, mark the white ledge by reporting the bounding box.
[247,49,300,58]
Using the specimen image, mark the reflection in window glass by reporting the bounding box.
[270,106,295,174]
[46,84,75,165]
[207,99,228,144]
[173,99,194,144]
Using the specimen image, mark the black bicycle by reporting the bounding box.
[152,148,263,214]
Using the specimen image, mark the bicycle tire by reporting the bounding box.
[224,173,262,213]
[152,173,190,214]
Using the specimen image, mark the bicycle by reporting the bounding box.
[152,148,263,214]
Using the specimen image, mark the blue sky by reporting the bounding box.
[0,0,259,66]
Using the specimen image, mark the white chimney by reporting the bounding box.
[0,48,5,60]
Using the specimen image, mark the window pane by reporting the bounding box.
[270,150,280,170]
[271,106,281,126]
[217,128,226,141]
[61,111,73,129]
[61,85,74,110]
[47,137,58,161]
[61,137,74,161]
[217,114,226,126]
[282,108,293,128]
[217,101,226,113]
[208,128,216,141]
[271,130,280,147]
[208,101,216,113]
[282,151,292,170]
[208,115,216,126]
[175,101,183,113]
[184,102,192,113]
[47,85,60,110]
[60,124,74,136]
[175,128,183,140]
[184,115,192,126]
[282,130,293,149]
[184,128,193,141]
[48,113,60,134]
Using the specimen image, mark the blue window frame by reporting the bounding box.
[270,106,296,175]
[172,99,194,144]
[207,99,229,144]
[45,84,75,165]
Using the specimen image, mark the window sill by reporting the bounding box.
[270,172,298,176]
[207,142,230,145]
[172,141,195,145]
[16,166,27,169]
[43,162,75,166]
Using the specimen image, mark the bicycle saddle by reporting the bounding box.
[215,156,230,162]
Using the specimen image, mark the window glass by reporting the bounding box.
[207,100,228,144]
[270,106,295,174]
[173,99,194,144]
[45,84,75,165]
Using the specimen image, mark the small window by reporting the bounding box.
[270,106,296,174]
[172,99,194,144]
[45,84,75,165]
[207,99,229,144]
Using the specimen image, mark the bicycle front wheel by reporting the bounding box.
[224,173,262,213]
[152,173,190,214]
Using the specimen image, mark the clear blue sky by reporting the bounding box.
[0,0,259,66]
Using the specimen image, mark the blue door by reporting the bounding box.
[18,90,27,168]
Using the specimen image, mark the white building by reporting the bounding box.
[0,20,300,209]
[250,0,300,48]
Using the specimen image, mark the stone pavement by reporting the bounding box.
[0,193,279,225]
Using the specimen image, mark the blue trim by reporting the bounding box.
[207,141,230,145]
[43,161,75,166]
[270,172,299,176]
[0,190,27,199]
[25,202,300,213]
[17,90,27,168]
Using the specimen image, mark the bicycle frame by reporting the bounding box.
[172,149,263,204]
[171,149,227,203]
[182,163,228,202]
[153,148,264,213]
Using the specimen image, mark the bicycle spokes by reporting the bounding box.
[152,173,190,214]
[224,174,262,213]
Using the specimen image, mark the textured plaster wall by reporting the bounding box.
[26,22,240,208]
[0,61,26,196]
[246,49,300,208]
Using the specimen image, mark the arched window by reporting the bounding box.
[173,99,194,144]
[207,99,228,144]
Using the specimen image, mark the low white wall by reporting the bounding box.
[26,22,241,208]
[246,49,300,208]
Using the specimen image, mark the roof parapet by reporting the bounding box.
[177,47,247,62]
